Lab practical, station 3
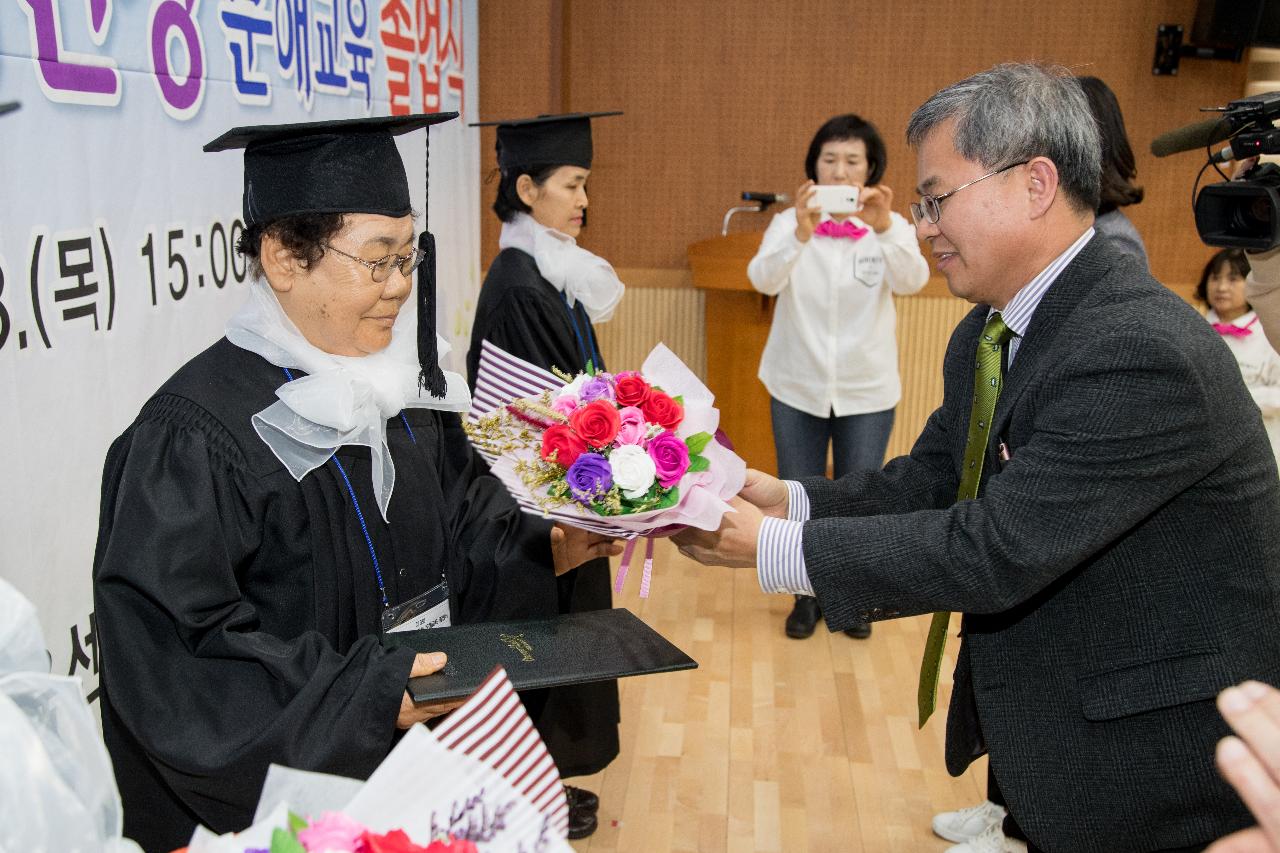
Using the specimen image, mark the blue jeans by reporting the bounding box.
[769,397,895,481]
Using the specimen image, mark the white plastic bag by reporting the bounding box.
[0,578,140,853]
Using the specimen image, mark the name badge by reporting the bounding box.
[383,578,451,634]
[854,250,886,288]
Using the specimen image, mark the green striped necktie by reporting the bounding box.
[917,312,1014,728]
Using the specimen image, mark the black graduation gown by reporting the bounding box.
[467,247,621,778]
[92,338,558,852]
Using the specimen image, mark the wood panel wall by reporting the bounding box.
[480,0,1249,291]
[477,1,1253,471]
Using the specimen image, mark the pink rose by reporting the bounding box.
[615,406,647,445]
[647,430,690,488]
[298,813,368,852]
[551,394,580,417]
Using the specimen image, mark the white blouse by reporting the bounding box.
[747,207,929,418]
[1208,309,1280,464]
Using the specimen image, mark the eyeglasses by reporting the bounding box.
[909,161,1029,225]
[325,243,425,283]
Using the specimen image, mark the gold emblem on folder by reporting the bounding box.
[499,632,535,662]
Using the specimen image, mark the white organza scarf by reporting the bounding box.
[498,212,625,322]
[225,280,470,520]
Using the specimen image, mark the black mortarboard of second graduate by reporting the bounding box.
[93,112,571,850]
[473,111,622,173]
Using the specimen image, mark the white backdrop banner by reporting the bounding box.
[0,0,480,703]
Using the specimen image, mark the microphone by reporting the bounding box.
[1150,117,1232,158]
[741,191,792,204]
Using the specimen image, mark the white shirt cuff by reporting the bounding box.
[785,479,811,521]
[756,516,813,595]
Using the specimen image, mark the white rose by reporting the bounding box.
[562,373,590,397]
[609,444,657,499]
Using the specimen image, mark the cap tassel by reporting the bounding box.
[416,230,447,398]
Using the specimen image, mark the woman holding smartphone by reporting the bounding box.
[747,113,929,641]
[466,111,624,841]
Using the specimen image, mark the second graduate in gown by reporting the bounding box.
[467,111,625,839]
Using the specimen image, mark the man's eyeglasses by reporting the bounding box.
[909,161,1029,225]
[325,243,425,283]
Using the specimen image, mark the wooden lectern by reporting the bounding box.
[687,232,777,476]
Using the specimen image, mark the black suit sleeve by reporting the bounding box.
[805,319,1248,630]
[799,315,973,519]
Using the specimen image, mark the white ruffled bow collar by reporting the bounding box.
[499,212,625,322]
[225,280,470,520]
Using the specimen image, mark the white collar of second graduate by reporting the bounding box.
[499,212,625,323]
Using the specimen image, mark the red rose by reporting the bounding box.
[640,391,684,430]
[614,372,653,407]
[568,399,621,447]
[541,424,587,468]
[363,829,431,853]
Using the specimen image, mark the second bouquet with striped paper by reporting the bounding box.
[466,341,746,594]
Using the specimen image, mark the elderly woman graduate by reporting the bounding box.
[91,113,619,851]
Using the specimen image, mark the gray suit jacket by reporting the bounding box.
[802,235,1280,852]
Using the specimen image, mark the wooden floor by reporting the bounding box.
[567,538,985,853]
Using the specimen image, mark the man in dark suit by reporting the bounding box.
[676,63,1280,852]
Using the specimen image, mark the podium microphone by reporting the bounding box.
[1150,117,1232,158]
[741,191,792,204]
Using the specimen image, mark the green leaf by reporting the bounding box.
[684,432,712,454]
[688,454,710,473]
[270,827,306,853]
[287,812,309,833]
[673,394,685,405]
[585,359,597,376]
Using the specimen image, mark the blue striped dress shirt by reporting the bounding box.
[755,227,1097,596]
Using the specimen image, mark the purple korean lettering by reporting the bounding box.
[18,0,121,106]
[149,0,207,119]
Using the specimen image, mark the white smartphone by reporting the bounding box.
[810,184,861,214]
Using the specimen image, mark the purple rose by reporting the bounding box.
[647,430,690,488]
[580,375,615,403]
[565,452,614,504]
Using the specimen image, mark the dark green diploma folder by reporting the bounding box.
[385,608,697,703]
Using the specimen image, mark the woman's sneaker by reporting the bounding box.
[931,799,1007,843]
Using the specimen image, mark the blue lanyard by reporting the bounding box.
[561,293,602,371]
[280,367,417,610]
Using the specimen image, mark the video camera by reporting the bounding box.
[1155,91,1280,251]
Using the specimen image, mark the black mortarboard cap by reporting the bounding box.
[204,113,459,397]
[204,113,457,227]
[470,111,621,173]
[0,102,20,117]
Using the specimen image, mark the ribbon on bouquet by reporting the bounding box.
[614,536,656,598]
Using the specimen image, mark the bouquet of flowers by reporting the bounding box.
[183,667,571,853]
[466,341,746,595]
